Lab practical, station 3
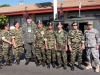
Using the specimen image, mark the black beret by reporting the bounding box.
[36,20,42,24]
[71,22,78,26]
[56,22,63,26]
[4,23,10,27]
[13,21,18,26]
[47,22,53,26]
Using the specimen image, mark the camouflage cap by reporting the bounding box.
[87,21,93,25]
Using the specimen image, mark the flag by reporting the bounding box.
[59,4,64,18]
[79,1,81,9]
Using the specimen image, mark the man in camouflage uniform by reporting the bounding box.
[84,21,100,72]
[0,29,3,69]
[44,22,56,69]
[55,22,68,70]
[22,16,37,65]
[2,23,13,66]
[11,21,24,65]
[67,22,85,71]
[34,20,46,67]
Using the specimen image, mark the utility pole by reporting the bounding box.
[53,0,57,20]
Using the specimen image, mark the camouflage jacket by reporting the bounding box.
[2,30,12,48]
[55,29,67,50]
[44,30,56,49]
[22,23,37,43]
[34,27,46,45]
[0,30,2,47]
[11,28,23,47]
[67,29,84,45]
[84,28,100,47]
[55,29,67,42]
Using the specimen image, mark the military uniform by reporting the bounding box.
[11,28,24,64]
[0,30,3,68]
[34,27,46,66]
[67,29,84,64]
[84,28,100,71]
[22,21,37,65]
[44,29,56,68]
[2,30,13,64]
[55,29,67,68]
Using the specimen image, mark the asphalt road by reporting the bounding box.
[0,59,100,75]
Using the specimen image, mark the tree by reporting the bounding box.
[0,15,9,25]
[0,4,10,7]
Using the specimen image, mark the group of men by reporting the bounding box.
[0,16,100,73]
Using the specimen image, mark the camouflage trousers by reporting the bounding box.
[0,48,3,62]
[56,50,67,65]
[3,47,13,62]
[86,47,100,65]
[35,44,46,61]
[24,43,35,59]
[13,46,24,60]
[71,44,82,64]
[46,49,56,64]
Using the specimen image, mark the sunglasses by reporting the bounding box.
[72,25,77,26]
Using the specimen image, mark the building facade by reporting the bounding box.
[0,0,100,26]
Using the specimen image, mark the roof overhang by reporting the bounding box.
[0,5,100,16]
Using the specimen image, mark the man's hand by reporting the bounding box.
[81,44,85,50]
[13,44,17,49]
[34,44,36,48]
[96,45,99,50]
[69,46,72,52]
[46,46,48,50]
[9,42,12,45]
[65,46,68,51]
[23,41,24,44]
[55,46,57,51]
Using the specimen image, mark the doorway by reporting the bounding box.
[79,22,87,34]
[63,23,69,32]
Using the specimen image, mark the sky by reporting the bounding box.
[0,0,53,6]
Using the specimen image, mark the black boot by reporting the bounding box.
[42,60,45,67]
[16,59,20,65]
[0,62,3,66]
[77,63,84,70]
[63,65,67,70]
[9,60,13,63]
[5,60,12,66]
[25,59,30,65]
[9,60,12,66]
[52,62,56,68]
[5,61,9,66]
[33,57,37,62]
[36,60,41,66]
[71,64,74,71]
[47,63,50,69]
[0,66,2,69]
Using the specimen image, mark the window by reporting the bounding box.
[43,17,49,20]
[85,14,94,17]
[15,17,21,24]
[21,18,26,25]
[10,18,14,26]
[9,16,25,26]
[36,17,42,22]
